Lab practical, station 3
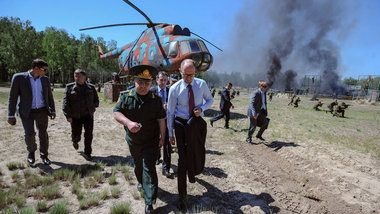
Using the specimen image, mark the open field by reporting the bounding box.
[0,86,379,213]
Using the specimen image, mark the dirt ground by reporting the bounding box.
[0,87,379,214]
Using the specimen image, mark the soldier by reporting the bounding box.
[237,90,240,96]
[268,90,274,102]
[231,89,236,99]
[211,87,216,98]
[63,69,99,161]
[313,101,323,111]
[333,102,349,117]
[293,97,301,108]
[113,65,166,214]
[288,94,296,106]
[326,100,338,114]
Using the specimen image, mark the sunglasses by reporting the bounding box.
[182,73,194,77]
[261,85,267,88]
[40,68,48,72]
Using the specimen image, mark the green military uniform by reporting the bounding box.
[334,102,349,117]
[288,94,296,105]
[113,86,165,206]
[293,97,301,108]
[326,100,338,114]
[313,101,323,111]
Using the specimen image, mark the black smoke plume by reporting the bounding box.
[214,0,356,94]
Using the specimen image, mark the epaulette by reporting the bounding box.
[119,90,130,95]
[66,82,75,86]
[151,92,155,99]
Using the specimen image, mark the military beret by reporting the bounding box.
[129,65,158,81]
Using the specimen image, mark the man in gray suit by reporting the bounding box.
[7,59,56,165]
[246,80,269,144]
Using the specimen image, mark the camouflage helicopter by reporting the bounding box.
[80,0,222,76]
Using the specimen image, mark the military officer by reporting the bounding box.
[333,102,349,117]
[113,65,166,214]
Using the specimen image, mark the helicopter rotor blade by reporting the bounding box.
[79,23,157,31]
[122,0,169,63]
[191,31,223,52]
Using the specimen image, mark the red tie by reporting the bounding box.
[188,84,195,116]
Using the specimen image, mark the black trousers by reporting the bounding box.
[71,114,93,155]
[21,108,49,156]
[210,108,230,127]
[247,110,269,139]
[174,117,189,198]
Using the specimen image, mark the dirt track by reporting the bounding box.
[0,88,379,213]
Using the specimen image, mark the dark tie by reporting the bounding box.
[160,89,165,103]
[188,84,195,116]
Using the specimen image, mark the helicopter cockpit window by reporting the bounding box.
[198,40,209,52]
[180,41,190,55]
[168,41,178,57]
[189,40,200,52]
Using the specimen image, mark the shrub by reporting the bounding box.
[36,200,48,212]
[111,187,121,198]
[110,202,131,214]
[79,193,100,210]
[83,177,98,189]
[49,201,68,214]
[33,184,61,200]
[6,162,24,170]
[109,173,117,185]
[92,171,104,183]
[19,207,35,214]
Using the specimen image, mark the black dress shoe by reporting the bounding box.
[82,153,92,161]
[162,170,172,178]
[145,205,153,214]
[72,142,79,150]
[246,138,254,144]
[256,136,266,141]
[137,183,143,191]
[224,126,229,129]
[27,152,35,165]
[41,156,51,165]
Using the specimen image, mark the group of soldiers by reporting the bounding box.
[312,99,350,117]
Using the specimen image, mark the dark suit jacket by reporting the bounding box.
[247,88,267,118]
[150,86,169,102]
[220,87,232,111]
[186,116,207,183]
[8,71,55,119]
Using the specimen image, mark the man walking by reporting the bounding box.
[246,80,269,144]
[149,71,173,178]
[63,69,99,161]
[210,83,234,129]
[167,59,213,210]
[114,65,166,214]
[7,59,56,165]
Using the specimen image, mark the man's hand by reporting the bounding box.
[169,136,176,145]
[159,138,164,148]
[163,102,167,110]
[50,113,56,120]
[231,105,235,109]
[127,121,141,133]
[67,118,72,123]
[8,118,16,126]
[253,115,258,120]
[193,107,202,117]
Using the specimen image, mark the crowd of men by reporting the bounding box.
[7,58,272,213]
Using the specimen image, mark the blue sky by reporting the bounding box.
[1,0,379,79]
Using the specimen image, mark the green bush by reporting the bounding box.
[110,202,131,214]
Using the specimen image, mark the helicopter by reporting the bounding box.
[80,0,222,76]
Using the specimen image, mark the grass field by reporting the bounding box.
[0,86,379,213]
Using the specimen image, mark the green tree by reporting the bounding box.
[342,77,358,86]
[0,17,44,81]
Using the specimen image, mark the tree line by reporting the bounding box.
[2,16,376,90]
[0,17,119,84]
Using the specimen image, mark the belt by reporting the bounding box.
[31,107,45,112]
[175,116,189,124]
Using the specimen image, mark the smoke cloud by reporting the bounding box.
[214,0,356,93]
